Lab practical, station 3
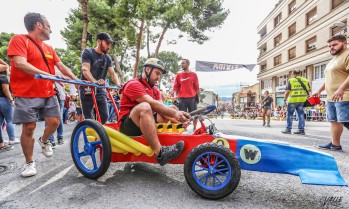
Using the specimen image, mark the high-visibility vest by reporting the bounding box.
[288,76,309,103]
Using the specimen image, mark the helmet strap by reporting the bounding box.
[145,66,154,85]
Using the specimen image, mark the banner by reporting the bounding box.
[196,60,255,72]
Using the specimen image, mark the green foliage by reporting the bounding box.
[137,51,182,75]
[0,32,15,63]
[55,48,81,76]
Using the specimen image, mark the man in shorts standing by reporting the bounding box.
[174,59,200,131]
[7,12,78,177]
[118,58,190,165]
[313,35,349,151]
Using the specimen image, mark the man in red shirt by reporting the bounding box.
[7,12,78,177]
[173,59,200,130]
[118,58,190,166]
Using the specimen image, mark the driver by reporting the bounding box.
[117,58,191,165]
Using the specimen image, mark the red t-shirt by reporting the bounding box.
[173,71,199,98]
[117,77,161,126]
[7,34,60,98]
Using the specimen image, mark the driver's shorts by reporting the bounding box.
[119,115,142,136]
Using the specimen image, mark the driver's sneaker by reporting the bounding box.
[21,161,36,177]
[156,141,184,166]
[38,137,53,157]
[318,142,342,151]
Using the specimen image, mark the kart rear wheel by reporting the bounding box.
[71,119,111,179]
[184,143,240,199]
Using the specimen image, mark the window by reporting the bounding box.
[274,33,282,47]
[262,79,272,89]
[306,36,317,52]
[314,64,326,80]
[274,13,282,27]
[288,47,296,60]
[288,0,297,14]
[306,7,317,25]
[332,0,345,9]
[261,64,267,71]
[277,75,288,86]
[332,20,347,36]
[274,55,282,66]
[288,22,296,37]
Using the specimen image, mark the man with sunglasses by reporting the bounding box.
[80,32,120,124]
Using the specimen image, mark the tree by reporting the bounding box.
[55,48,81,76]
[152,0,229,57]
[0,32,15,63]
[78,0,89,50]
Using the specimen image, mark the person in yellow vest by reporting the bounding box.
[281,69,311,135]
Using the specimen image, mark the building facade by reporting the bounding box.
[202,90,218,106]
[257,0,348,106]
[232,83,260,111]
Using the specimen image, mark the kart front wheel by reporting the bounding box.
[184,143,241,199]
[71,119,111,179]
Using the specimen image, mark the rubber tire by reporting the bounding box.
[184,143,241,199]
[71,119,111,179]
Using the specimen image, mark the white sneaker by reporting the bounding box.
[21,161,37,177]
[38,137,53,157]
[9,138,20,145]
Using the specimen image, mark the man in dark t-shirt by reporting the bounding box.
[80,32,120,124]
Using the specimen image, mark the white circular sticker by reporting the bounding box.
[240,144,261,164]
[212,138,230,148]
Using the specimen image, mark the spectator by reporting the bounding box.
[314,35,349,151]
[173,59,200,131]
[260,90,274,127]
[282,69,311,135]
[68,101,77,122]
[80,32,120,124]
[7,12,78,177]
[117,58,190,166]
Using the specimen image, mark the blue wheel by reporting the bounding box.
[184,143,240,199]
[71,119,111,179]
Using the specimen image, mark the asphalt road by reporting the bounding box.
[0,119,348,209]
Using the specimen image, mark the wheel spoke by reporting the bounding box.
[195,162,207,170]
[90,152,98,170]
[194,168,207,172]
[214,159,225,167]
[90,140,102,148]
[200,156,209,165]
[82,129,88,144]
[216,167,229,172]
[213,175,223,185]
[212,155,219,167]
[78,151,87,157]
[215,170,228,177]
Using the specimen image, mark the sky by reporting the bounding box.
[0,0,279,97]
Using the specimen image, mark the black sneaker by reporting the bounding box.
[318,142,342,151]
[50,140,56,148]
[293,130,305,135]
[281,129,291,134]
[156,141,184,166]
[58,138,64,145]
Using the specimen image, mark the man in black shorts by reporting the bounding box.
[80,32,120,124]
[117,58,190,165]
[173,59,200,131]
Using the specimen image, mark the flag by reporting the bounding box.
[196,60,255,72]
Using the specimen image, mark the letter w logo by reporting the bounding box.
[244,149,258,160]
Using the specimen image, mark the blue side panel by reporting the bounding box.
[235,139,347,186]
[34,74,121,89]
